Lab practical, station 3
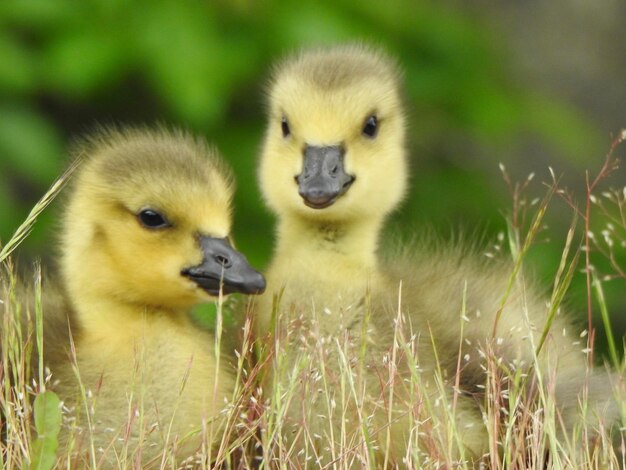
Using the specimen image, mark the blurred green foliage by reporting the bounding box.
[0,0,623,349]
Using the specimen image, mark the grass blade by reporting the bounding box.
[0,161,78,264]
[591,271,620,369]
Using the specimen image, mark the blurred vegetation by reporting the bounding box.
[0,0,624,353]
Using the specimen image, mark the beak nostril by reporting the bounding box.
[214,254,232,268]
[330,165,338,176]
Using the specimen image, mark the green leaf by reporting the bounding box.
[30,390,62,470]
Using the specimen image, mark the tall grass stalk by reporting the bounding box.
[382,281,402,468]
[493,182,556,337]
[65,326,98,468]
[0,162,77,265]
[210,281,225,465]
[535,219,579,357]
[582,132,624,358]
[1,263,33,468]
[592,271,620,369]
[33,263,45,393]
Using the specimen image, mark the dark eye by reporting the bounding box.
[362,115,378,138]
[281,116,291,138]
[138,209,169,229]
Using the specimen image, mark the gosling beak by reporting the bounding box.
[181,236,266,295]
[296,145,355,209]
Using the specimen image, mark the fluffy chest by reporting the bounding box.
[61,318,235,454]
[259,259,376,335]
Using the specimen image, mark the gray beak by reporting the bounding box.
[296,145,355,209]
[181,236,266,295]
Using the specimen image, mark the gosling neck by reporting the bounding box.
[273,212,384,274]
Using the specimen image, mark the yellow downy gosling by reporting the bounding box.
[255,45,622,466]
[6,127,266,467]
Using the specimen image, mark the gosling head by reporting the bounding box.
[259,44,407,224]
[60,127,265,312]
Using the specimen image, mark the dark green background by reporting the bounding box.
[1,0,624,357]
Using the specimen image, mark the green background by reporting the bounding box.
[0,0,624,357]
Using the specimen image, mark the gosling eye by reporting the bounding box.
[138,209,170,229]
[362,115,378,138]
[281,116,291,138]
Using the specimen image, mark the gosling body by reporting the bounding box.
[256,45,621,466]
[6,128,265,467]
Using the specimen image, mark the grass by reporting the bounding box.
[2,134,626,468]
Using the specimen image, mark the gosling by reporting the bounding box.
[4,127,265,468]
[255,44,622,466]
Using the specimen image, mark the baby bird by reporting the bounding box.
[256,45,622,466]
[5,128,265,467]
